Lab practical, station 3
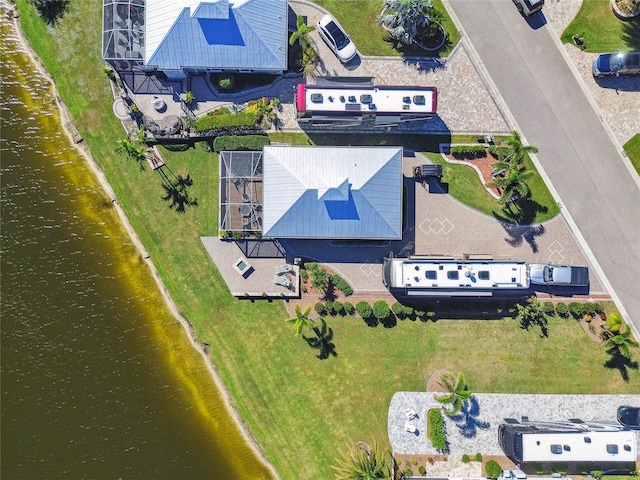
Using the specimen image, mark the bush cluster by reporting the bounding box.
[343,301,355,315]
[427,408,447,451]
[542,301,556,316]
[314,302,326,316]
[373,300,390,320]
[488,145,511,160]
[330,274,353,296]
[450,145,486,157]
[194,112,257,133]
[213,135,270,153]
[462,454,471,463]
[568,302,584,317]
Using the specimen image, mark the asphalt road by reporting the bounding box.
[448,0,640,332]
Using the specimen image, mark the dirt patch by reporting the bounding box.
[426,369,450,393]
[578,313,608,343]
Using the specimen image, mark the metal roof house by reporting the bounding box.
[262,146,403,239]
[219,146,404,240]
[102,0,288,77]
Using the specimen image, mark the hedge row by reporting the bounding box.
[213,135,270,153]
[450,145,486,157]
[427,408,447,451]
[194,112,257,132]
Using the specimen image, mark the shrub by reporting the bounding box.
[534,464,544,475]
[605,312,623,333]
[310,268,329,291]
[330,274,353,296]
[304,262,318,272]
[419,465,426,475]
[356,301,372,319]
[555,302,569,318]
[427,408,447,451]
[299,269,308,283]
[130,103,139,113]
[582,302,598,316]
[392,301,405,317]
[324,301,335,316]
[194,112,257,133]
[485,460,502,479]
[462,454,471,463]
[213,135,270,153]
[403,305,414,317]
[593,302,605,314]
[542,301,555,316]
[218,73,235,90]
[333,301,344,316]
[373,300,390,320]
[404,468,413,477]
[568,302,585,318]
[314,302,326,316]
[184,90,195,104]
[450,145,486,157]
[343,301,355,315]
[474,453,482,462]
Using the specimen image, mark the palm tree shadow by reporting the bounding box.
[302,318,338,360]
[492,209,546,253]
[604,349,639,382]
[158,168,198,213]
[448,396,491,439]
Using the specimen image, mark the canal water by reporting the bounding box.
[0,19,274,480]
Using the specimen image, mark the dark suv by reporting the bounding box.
[592,52,640,77]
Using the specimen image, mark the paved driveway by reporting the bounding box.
[389,392,640,455]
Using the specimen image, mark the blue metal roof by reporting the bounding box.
[262,146,404,240]
[148,0,288,72]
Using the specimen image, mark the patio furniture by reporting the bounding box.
[233,257,252,277]
[273,275,291,288]
[414,164,442,179]
[404,422,416,433]
[404,408,418,420]
[152,96,166,111]
[274,264,292,275]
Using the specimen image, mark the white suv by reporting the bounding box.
[512,0,544,16]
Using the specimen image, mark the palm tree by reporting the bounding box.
[377,0,439,46]
[331,440,392,480]
[604,328,639,359]
[289,15,315,49]
[503,130,539,164]
[486,160,534,206]
[115,138,148,164]
[286,305,314,336]
[434,371,472,415]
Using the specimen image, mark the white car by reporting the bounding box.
[316,14,357,64]
[529,263,589,287]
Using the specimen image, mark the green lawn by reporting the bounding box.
[14,2,639,480]
[623,133,640,176]
[561,0,640,52]
[311,0,461,57]
[427,151,560,224]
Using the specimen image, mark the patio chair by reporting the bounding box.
[404,422,416,433]
[273,275,291,288]
[404,408,418,420]
[274,264,292,275]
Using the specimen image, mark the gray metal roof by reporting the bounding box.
[145,0,288,72]
[262,146,403,239]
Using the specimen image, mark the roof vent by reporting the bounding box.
[311,93,323,103]
[360,94,372,103]
[413,95,426,105]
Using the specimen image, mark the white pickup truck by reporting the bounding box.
[529,263,589,287]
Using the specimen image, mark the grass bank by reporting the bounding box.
[561,0,640,52]
[15,2,639,480]
[623,133,640,176]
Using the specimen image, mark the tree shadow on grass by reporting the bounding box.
[158,167,198,213]
[604,349,639,382]
[448,396,491,439]
[32,0,70,25]
[622,15,640,51]
[303,318,337,360]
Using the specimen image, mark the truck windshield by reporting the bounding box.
[543,266,553,282]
